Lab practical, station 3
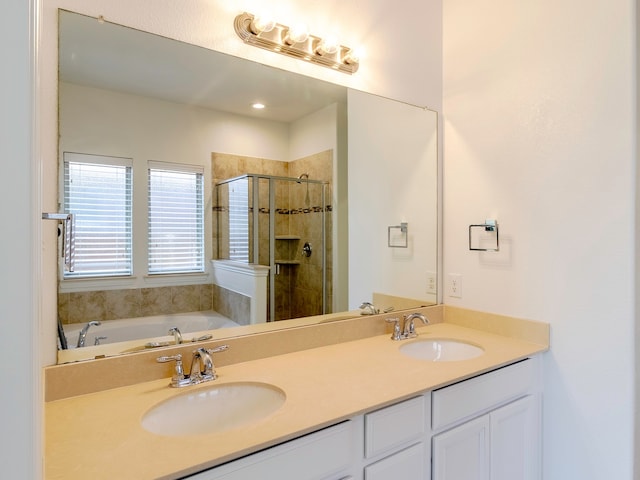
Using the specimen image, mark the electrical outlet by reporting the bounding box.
[448,273,462,298]
[426,271,437,295]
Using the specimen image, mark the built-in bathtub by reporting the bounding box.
[62,310,240,349]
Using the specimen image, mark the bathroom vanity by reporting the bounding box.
[44,307,548,480]
[189,359,539,480]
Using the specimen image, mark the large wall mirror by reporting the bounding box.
[55,10,438,364]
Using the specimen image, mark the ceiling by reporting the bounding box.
[59,11,347,123]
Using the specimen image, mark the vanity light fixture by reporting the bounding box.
[234,12,360,74]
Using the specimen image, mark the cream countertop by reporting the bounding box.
[45,321,548,480]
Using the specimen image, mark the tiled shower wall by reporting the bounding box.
[58,284,251,326]
[212,151,333,321]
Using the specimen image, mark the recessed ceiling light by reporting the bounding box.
[252,103,266,110]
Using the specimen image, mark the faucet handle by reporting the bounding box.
[206,344,230,354]
[156,353,182,363]
[385,318,402,341]
[156,354,191,388]
[202,345,230,380]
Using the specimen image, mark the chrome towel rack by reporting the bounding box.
[42,212,76,272]
[469,219,499,252]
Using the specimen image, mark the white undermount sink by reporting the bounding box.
[399,338,484,362]
[141,382,286,436]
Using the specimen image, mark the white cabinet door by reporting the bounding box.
[432,395,541,480]
[432,416,490,480]
[490,395,540,480]
[364,443,426,480]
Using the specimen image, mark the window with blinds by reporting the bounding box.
[148,162,205,274]
[228,177,250,262]
[63,153,133,278]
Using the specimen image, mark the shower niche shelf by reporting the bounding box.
[275,235,302,266]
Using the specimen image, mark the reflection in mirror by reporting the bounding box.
[215,172,331,322]
[55,11,437,364]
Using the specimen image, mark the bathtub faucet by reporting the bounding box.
[359,302,395,315]
[168,326,183,345]
[76,321,101,348]
[359,302,379,315]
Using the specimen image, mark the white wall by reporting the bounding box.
[348,89,439,306]
[289,103,339,161]
[443,0,636,478]
[289,103,349,311]
[1,0,40,478]
[61,83,291,162]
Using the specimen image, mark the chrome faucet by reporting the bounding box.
[360,302,394,315]
[156,345,229,388]
[76,320,101,348]
[402,312,429,338]
[385,313,430,341]
[189,347,214,383]
[168,326,183,345]
[359,302,379,315]
[189,345,230,384]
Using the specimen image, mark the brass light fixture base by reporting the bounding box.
[234,12,360,75]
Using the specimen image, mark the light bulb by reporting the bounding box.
[343,48,361,65]
[284,23,309,45]
[250,15,276,34]
[316,36,339,56]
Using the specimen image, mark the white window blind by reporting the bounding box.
[228,178,249,262]
[63,153,133,278]
[148,162,205,274]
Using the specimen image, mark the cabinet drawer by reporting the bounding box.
[364,443,426,480]
[365,396,426,458]
[432,359,534,431]
[187,421,355,480]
